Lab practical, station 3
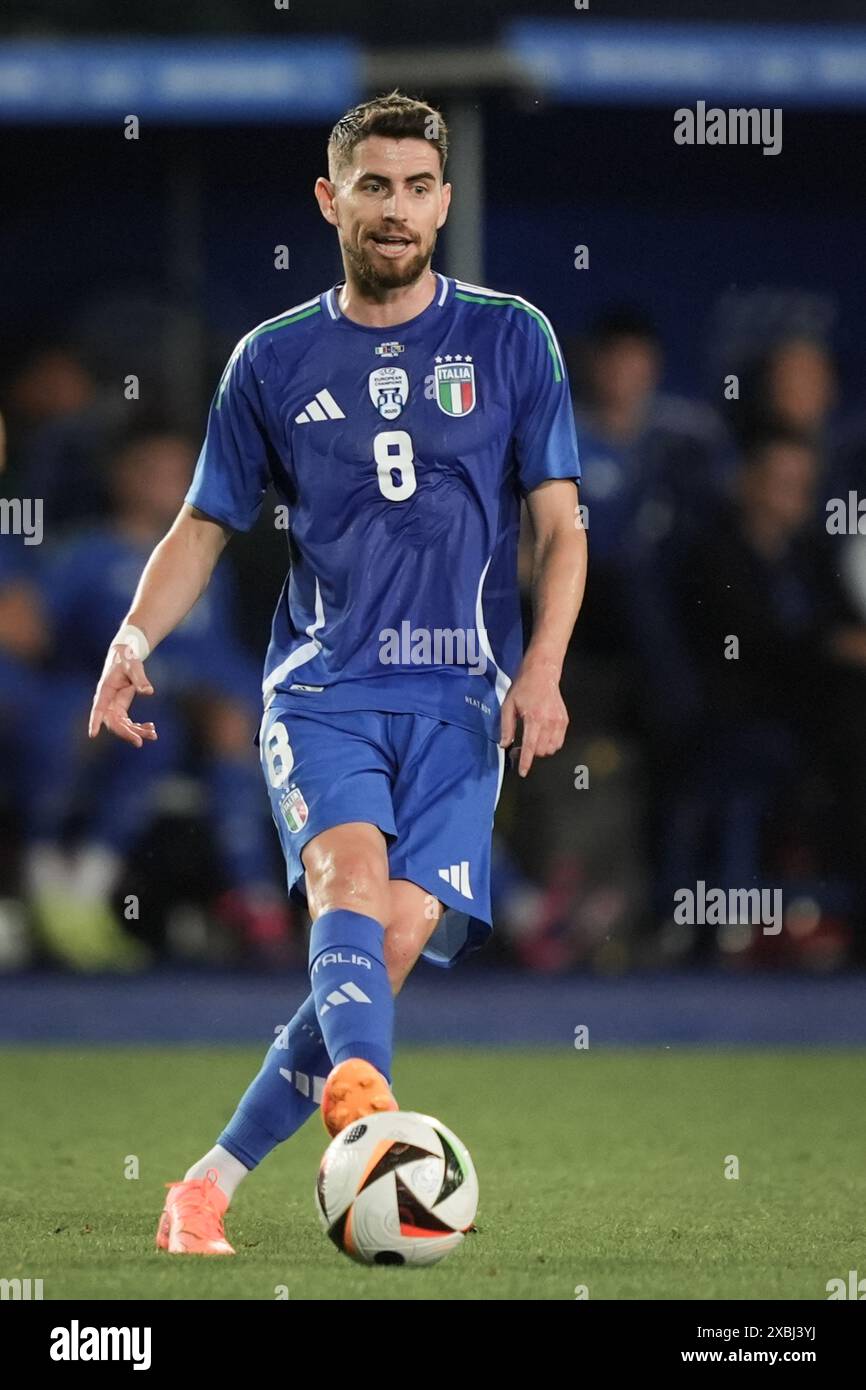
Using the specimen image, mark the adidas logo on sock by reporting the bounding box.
[279,1068,328,1102]
[318,980,372,1015]
[438,861,473,899]
[294,389,346,423]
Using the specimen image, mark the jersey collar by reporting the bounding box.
[323,272,452,331]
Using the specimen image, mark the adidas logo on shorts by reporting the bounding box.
[438,861,473,899]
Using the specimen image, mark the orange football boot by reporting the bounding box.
[155,1168,235,1255]
[321,1058,398,1138]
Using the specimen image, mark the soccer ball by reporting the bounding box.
[315,1110,479,1266]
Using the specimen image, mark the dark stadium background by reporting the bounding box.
[1,0,865,1042]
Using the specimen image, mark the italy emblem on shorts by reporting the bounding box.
[434,355,475,416]
[279,785,309,834]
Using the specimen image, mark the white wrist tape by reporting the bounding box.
[111,623,150,661]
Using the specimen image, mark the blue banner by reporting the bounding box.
[506,21,866,107]
[0,39,360,122]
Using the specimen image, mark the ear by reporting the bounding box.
[314,176,338,227]
[436,181,452,230]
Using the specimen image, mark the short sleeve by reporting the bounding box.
[186,334,276,532]
[513,309,581,495]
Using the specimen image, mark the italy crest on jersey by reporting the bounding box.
[434,356,476,416]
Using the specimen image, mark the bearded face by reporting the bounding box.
[325,135,449,299]
[341,223,438,294]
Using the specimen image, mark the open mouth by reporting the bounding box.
[369,234,414,258]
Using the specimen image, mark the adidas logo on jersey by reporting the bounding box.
[294,389,346,423]
[438,861,473,899]
[318,981,372,1015]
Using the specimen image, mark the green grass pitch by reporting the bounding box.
[1,1046,862,1300]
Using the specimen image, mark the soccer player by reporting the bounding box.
[88,91,587,1254]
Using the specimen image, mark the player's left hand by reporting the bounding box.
[499,654,568,777]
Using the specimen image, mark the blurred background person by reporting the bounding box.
[569,307,734,662]
[670,429,866,963]
[18,426,297,970]
[0,343,118,531]
[734,334,838,451]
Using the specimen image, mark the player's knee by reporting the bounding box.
[305,846,389,922]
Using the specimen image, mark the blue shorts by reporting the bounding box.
[259,703,505,969]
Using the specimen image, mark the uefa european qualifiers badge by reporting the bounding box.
[280,785,309,834]
[369,366,409,420]
[434,355,475,416]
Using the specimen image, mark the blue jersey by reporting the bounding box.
[186,274,581,742]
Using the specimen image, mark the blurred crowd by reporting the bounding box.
[0,348,297,971]
[1,301,865,973]
[504,308,866,973]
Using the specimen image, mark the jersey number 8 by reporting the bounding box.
[374,430,416,501]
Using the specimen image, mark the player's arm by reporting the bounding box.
[500,478,587,777]
[90,331,276,747]
[505,306,584,775]
[88,505,232,745]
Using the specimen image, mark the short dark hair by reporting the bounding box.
[327,89,448,179]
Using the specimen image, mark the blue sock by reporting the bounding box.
[217,993,332,1168]
[308,908,394,1082]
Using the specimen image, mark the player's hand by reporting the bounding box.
[498,653,568,777]
[88,641,158,747]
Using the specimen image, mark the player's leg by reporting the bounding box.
[301,821,401,1134]
[158,708,401,1252]
[309,867,449,1135]
[159,875,443,1254]
[209,872,441,1179]
[386,713,504,970]
[256,708,399,1114]
[382,878,445,991]
[310,704,504,1130]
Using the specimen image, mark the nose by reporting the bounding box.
[382,188,410,223]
